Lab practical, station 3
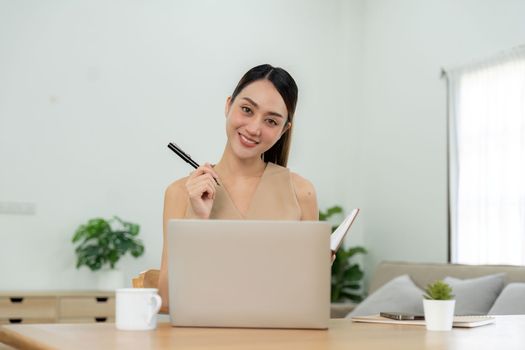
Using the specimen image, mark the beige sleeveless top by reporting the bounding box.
[185,162,302,220]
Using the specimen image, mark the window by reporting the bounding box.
[447,46,525,265]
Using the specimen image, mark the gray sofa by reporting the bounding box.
[346,261,525,318]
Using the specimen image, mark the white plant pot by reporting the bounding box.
[423,299,456,331]
[97,269,124,291]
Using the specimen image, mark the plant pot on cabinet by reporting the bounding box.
[423,299,455,331]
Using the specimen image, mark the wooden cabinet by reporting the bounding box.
[59,296,115,323]
[0,291,114,325]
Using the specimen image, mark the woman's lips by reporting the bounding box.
[238,133,258,148]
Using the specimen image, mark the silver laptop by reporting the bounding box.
[167,219,331,329]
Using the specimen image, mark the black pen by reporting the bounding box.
[167,142,220,186]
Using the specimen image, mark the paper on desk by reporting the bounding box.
[351,314,495,328]
[330,208,360,252]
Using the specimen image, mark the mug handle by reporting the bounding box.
[146,294,162,325]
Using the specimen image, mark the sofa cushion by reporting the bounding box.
[369,261,525,295]
[347,275,424,317]
[488,283,525,315]
[444,273,505,315]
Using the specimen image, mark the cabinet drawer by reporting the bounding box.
[0,297,56,318]
[0,318,56,325]
[58,317,115,324]
[59,297,115,318]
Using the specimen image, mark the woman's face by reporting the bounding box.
[225,79,290,161]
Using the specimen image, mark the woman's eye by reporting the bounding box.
[241,106,252,114]
[266,119,278,126]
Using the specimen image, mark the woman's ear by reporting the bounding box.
[224,96,232,117]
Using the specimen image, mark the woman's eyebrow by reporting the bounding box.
[241,97,284,119]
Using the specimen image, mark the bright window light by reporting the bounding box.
[448,47,525,265]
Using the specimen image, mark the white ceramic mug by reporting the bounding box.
[116,288,162,331]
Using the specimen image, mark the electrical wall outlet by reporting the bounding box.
[0,201,37,215]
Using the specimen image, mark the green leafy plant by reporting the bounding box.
[319,205,344,223]
[331,245,367,302]
[320,205,367,303]
[72,216,145,271]
[424,280,454,300]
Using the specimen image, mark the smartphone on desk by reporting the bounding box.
[380,312,425,321]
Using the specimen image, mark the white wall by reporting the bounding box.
[2,0,525,292]
[355,0,525,282]
[0,0,362,290]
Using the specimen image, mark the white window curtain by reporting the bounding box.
[447,45,525,265]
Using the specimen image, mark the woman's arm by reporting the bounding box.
[291,172,335,262]
[159,179,188,314]
[290,172,319,221]
[159,164,219,313]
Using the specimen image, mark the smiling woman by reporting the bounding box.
[158,64,319,312]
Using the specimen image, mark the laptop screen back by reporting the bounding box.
[167,219,331,329]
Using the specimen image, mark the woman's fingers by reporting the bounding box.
[203,163,220,179]
[188,173,216,192]
[187,181,213,198]
[196,178,216,199]
[186,174,216,199]
[189,164,220,183]
[183,164,218,219]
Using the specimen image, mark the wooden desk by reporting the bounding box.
[1,316,523,350]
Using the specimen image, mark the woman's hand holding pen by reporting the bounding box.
[185,163,220,219]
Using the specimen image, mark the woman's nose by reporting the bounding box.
[245,117,262,136]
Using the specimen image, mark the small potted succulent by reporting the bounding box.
[72,216,145,290]
[423,280,455,331]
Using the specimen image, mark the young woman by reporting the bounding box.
[158,64,318,312]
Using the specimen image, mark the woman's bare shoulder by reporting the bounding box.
[290,172,316,195]
[164,176,190,207]
[290,172,318,220]
[165,176,188,194]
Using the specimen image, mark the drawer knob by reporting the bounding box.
[95,317,107,323]
[10,297,24,303]
[96,297,108,303]
[9,318,23,324]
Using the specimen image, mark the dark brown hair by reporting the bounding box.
[230,64,298,167]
